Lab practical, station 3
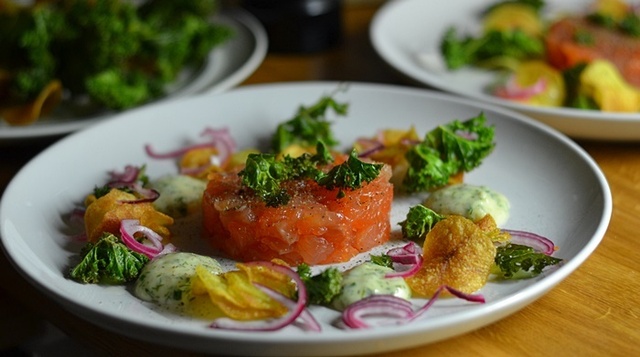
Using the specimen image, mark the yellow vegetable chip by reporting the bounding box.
[190,264,290,321]
[406,215,497,297]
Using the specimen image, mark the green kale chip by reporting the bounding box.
[562,64,599,110]
[402,113,495,193]
[0,0,232,109]
[317,149,383,198]
[239,152,292,207]
[271,94,348,153]
[370,254,393,268]
[240,142,381,206]
[85,69,157,110]
[239,142,334,207]
[587,11,640,37]
[0,5,70,100]
[69,233,149,284]
[441,27,544,70]
[492,243,563,279]
[282,142,333,180]
[399,204,445,241]
[297,263,343,306]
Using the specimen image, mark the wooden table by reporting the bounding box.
[1,2,639,356]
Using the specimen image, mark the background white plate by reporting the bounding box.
[0,8,267,143]
[0,82,611,356]
[370,0,640,141]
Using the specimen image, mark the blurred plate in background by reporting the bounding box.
[370,0,640,141]
[0,8,267,144]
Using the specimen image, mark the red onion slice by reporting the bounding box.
[385,242,424,278]
[356,138,385,158]
[108,165,140,185]
[494,76,547,100]
[145,127,236,166]
[105,165,160,203]
[119,219,168,259]
[504,229,556,255]
[342,295,413,328]
[343,286,485,329]
[409,286,485,322]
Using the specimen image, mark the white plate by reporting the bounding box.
[370,0,640,141]
[0,82,611,356]
[0,8,267,144]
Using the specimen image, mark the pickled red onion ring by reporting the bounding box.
[342,286,485,329]
[494,76,547,100]
[385,242,424,278]
[119,219,175,259]
[504,229,556,255]
[145,127,236,165]
[107,165,160,203]
[108,165,139,185]
[356,138,384,158]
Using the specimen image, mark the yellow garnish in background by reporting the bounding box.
[580,60,640,112]
[513,60,566,107]
[483,3,544,36]
[592,0,629,21]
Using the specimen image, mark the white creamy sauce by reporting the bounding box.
[333,262,411,310]
[424,183,510,226]
[134,252,221,311]
[152,175,207,218]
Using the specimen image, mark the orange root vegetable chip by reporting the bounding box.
[406,215,496,297]
[354,127,420,186]
[83,189,174,243]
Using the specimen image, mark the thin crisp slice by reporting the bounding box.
[406,215,496,297]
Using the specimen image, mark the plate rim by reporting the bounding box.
[0,81,613,355]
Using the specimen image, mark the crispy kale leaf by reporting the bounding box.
[587,10,640,37]
[398,204,445,241]
[402,113,495,193]
[0,0,232,109]
[492,243,562,279]
[239,142,334,207]
[297,263,343,305]
[562,63,599,110]
[240,142,381,206]
[0,4,70,100]
[271,94,348,153]
[370,254,393,268]
[282,141,333,180]
[441,27,544,70]
[239,152,292,207]
[317,149,383,198]
[85,69,159,110]
[69,233,149,284]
